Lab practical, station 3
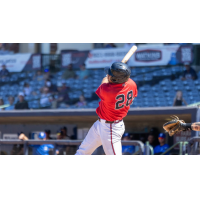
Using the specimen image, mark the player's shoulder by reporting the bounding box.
[154,145,160,150]
[100,83,110,90]
[126,78,137,87]
[164,144,169,148]
[97,83,111,93]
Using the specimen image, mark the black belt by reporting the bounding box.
[98,118,122,124]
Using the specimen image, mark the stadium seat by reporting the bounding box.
[185,86,191,91]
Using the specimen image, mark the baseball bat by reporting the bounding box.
[121,45,137,64]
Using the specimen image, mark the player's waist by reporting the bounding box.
[98,117,122,124]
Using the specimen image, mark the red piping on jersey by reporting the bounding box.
[110,124,116,155]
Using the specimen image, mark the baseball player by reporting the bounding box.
[75,62,137,155]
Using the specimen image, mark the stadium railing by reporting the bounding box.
[145,142,154,155]
[187,137,200,155]
[161,142,185,155]
[0,140,145,155]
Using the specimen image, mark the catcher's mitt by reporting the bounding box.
[163,115,185,136]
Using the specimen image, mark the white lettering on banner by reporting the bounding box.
[135,50,161,62]
[32,55,41,69]
[85,48,129,68]
[0,54,31,72]
[0,59,16,64]
[62,53,71,67]
[3,134,18,140]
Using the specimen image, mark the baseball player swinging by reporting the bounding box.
[75,62,138,155]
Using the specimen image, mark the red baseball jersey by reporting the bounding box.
[96,78,137,121]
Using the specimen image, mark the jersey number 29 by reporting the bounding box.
[115,90,134,109]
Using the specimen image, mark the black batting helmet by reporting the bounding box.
[105,62,131,83]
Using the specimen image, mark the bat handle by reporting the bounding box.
[121,45,137,64]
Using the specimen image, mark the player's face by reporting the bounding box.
[148,135,154,144]
[80,95,84,101]
[57,134,62,140]
[158,137,165,144]
[176,91,182,98]
[19,95,24,102]
[185,65,190,70]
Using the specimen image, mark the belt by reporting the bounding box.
[98,118,122,124]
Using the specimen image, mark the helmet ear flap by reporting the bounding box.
[111,77,117,83]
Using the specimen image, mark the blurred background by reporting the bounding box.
[0,43,200,155]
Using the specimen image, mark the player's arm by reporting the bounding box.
[191,122,200,131]
[19,133,28,141]
[179,122,200,131]
[101,76,109,85]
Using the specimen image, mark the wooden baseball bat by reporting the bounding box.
[121,45,137,64]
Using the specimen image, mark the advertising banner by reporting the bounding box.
[85,48,129,69]
[84,45,193,69]
[131,45,193,66]
[61,50,89,69]
[0,53,32,72]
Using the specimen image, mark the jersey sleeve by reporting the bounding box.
[134,84,138,97]
[95,83,106,100]
[132,81,138,97]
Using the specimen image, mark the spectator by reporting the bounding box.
[40,87,52,108]
[181,63,198,80]
[34,70,44,81]
[124,43,136,48]
[56,82,70,107]
[5,96,15,110]
[0,64,9,79]
[60,126,70,139]
[19,132,54,155]
[173,90,187,106]
[104,43,116,48]
[23,83,32,96]
[154,133,170,155]
[77,63,90,80]
[56,129,68,155]
[0,98,5,111]
[44,79,57,93]
[62,63,76,80]
[122,133,135,155]
[147,134,157,148]
[43,67,54,81]
[15,92,29,109]
[75,95,87,107]
[56,130,65,140]
[147,127,159,147]
[45,129,52,140]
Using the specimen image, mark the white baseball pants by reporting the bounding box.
[75,119,125,155]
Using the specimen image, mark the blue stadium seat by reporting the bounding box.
[185,86,191,91]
